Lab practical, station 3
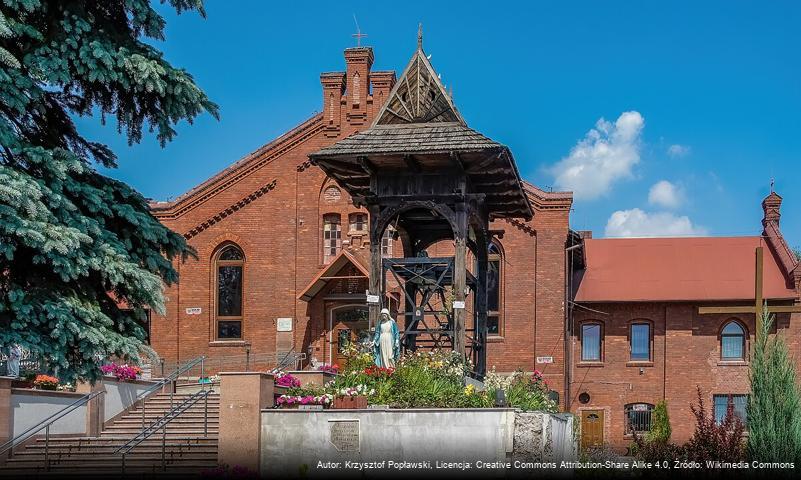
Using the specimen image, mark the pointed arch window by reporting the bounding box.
[323,214,342,263]
[215,244,244,339]
[487,242,503,336]
[352,72,361,105]
[721,320,746,360]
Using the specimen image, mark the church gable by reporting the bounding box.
[374,27,463,126]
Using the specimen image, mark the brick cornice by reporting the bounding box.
[522,181,573,211]
[184,180,277,240]
[152,114,324,220]
[505,218,536,237]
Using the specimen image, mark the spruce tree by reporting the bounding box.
[0,1,218,381]
[747,309,801,463]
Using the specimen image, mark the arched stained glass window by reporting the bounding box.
[215,244,244,339]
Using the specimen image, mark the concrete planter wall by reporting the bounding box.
[260,408,576,477]
[10,389,87,436]
[100,375,159,422]
[285,371,337,388]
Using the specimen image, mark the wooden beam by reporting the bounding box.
[450,151,465,173]
[698,305,801,315]
[357,156,376,176]
[755,246,764,331]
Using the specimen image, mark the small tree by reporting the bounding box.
[647,400,672,443]
[747,310,801,463]
[684,386,744,462]
[632,400,683,463]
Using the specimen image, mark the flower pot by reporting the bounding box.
[334,395,368,409]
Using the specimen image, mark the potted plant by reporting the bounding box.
[333,385,373,409]
[33,374,59,391]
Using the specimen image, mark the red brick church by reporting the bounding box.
[147,42,801,450]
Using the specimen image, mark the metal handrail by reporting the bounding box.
[116,389,213,473]
[0,389,106,468]
[136,355,206,430]
[135,355,206,402]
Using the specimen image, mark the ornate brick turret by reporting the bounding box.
[762,191,782,228]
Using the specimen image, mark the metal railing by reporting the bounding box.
[136,355,206,430]
[115,389,213,473]
[156,350,305,379]
[0,390,105,470]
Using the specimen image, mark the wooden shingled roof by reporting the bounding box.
[312,122,501,156]
[309,33,533,220]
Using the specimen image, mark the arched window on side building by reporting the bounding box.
[215,244,245,340]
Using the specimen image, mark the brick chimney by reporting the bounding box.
[762,191,782,228]
[321,72,345,138]
[344,47,373,126]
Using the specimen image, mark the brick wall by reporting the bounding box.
[571,302,797,450]
[148,46,572,385]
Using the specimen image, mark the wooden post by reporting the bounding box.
[475,236,488,375]
[368,205,383,330]
[755,246,764,332]
[453,203,468,357]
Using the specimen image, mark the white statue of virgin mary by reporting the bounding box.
[373,308,400,368]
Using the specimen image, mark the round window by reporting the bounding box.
[578,392,591,404]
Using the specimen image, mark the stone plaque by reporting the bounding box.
[329,420,359,452]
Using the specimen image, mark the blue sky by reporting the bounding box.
[80,1,801,246]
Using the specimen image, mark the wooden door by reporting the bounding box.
[331,306,369,368]
[581,410,604,449]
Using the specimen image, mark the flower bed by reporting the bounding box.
[276,393,333,408]
[275,372,301,388]
[33,374,59,390]
[270,349,556,412]
[100,363,142,381]
[316,364,339,375]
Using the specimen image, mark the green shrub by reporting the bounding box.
[747,310,801,463]
[647,400,672,443]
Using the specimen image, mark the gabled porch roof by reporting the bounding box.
[298,250,369,302]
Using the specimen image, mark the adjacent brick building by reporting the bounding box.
[147,43,801,451]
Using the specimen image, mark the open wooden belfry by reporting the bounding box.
[309,26,532,376]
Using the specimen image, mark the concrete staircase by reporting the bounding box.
[0,391,220,476]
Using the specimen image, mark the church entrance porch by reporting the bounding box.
[329,305,369,368]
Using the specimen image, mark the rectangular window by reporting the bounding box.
[217,321,242,340]
[714,394,748,425]
[581,324,601,362]
[323,215,342,263]
[381,227,394,257]
[630,323,651,361]
[625,404,654,435]
[350,213,366,232]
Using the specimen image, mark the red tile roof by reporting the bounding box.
[575,236,797,302]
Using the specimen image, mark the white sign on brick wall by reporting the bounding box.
[185,307,202,315]
[536,356,554,364]
[277,317,293,332]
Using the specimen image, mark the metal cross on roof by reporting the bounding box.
[352,15,367,46]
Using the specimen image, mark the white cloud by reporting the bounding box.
[549,111,644,200]
[648,180,683,209]
[667,144,690,157]
[604,208,707,237]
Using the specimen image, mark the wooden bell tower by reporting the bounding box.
[309,32,532,376]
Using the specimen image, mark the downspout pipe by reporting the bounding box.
[564,243,582,412]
